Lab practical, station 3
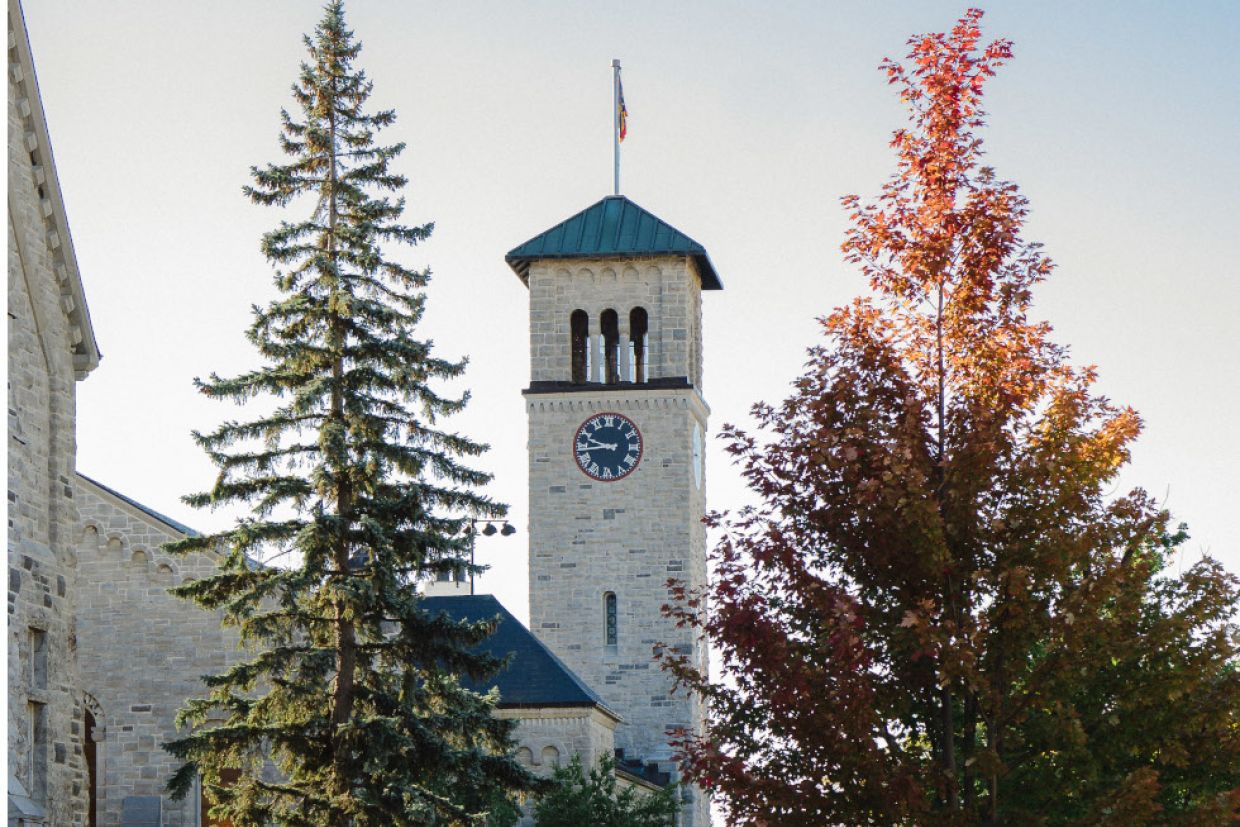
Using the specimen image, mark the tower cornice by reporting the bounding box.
[523,385,710,423]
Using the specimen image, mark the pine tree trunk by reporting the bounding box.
[324,93,358,798]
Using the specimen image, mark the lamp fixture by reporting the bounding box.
[464,519,518,595]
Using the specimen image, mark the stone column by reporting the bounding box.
[591,333,604,383]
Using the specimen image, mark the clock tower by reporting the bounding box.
[507,195,720,825]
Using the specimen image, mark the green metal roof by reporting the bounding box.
[505,195,723,290]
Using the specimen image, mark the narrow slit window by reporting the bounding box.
[600,310,620,384]
[570,310,589,384]
[629,307,648,383]
[604,592,618,646]
[30,628,47,690]
[85,709,98,827]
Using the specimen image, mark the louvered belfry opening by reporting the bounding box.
[601,309,620,384]
[570,309,589,383]
[629,307,648,383]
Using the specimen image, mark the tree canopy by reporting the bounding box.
[662,9,1240,825]
[532,756,678,827]
[165,3,537,823]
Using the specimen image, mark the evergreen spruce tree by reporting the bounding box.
[165,4,537,824]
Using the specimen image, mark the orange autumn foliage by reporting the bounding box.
[661,10,1240,826]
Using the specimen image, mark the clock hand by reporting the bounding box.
[585,439,618,451]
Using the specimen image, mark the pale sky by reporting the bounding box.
[21,0,1240,627]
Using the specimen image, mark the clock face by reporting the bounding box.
[574,413,643,481]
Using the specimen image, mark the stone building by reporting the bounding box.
[8,4,233,824]
[73,475,240,827]
[8,0,100,820]
[421,594,668,794]
[506,195,720,826]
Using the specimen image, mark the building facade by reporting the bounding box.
[8,0,100,821]
[74,476,240,827]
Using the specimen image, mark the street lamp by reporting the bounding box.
[465,519,516,594]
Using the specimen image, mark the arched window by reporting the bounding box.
[604,592,618,646]
[600,310,620,384]
[435,564,465,584]
[570,310,589,384]
[541,745,561,768]
[629,307,648,383]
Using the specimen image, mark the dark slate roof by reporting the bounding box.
[505,195,723,290]
[421,594,618,717]
[615,749,673,790]
[77,473,201,537]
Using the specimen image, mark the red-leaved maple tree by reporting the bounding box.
[662,10,1240,825]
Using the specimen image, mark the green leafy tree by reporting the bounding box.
[532,756,678,827]
[661,9,1240,826]
[164,3,537,824]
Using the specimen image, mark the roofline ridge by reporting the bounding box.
[75,472,201,537]
[9,0,102,376]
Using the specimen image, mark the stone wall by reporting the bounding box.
[526,386,710,826]
[525,251,712,825]
[526,390,708,755]
[7,0,99,820]
[500,705,617,777]
[527,258,704,388]
[497,706,618,827]
[74,476,240,827]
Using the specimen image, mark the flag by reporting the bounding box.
[617,76,628,142]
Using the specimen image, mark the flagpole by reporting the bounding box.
[612,58,621,195]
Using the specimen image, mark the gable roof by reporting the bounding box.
[421,594,618,718]
[505,195,723,290]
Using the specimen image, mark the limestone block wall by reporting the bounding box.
[497,706,618,827]
[7,5,96,819]
[500,706,617,776]
[527,257,704,389]
[75,477,240,827]
[527,387,709,825]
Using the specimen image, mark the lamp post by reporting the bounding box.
[464,519,517,595]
